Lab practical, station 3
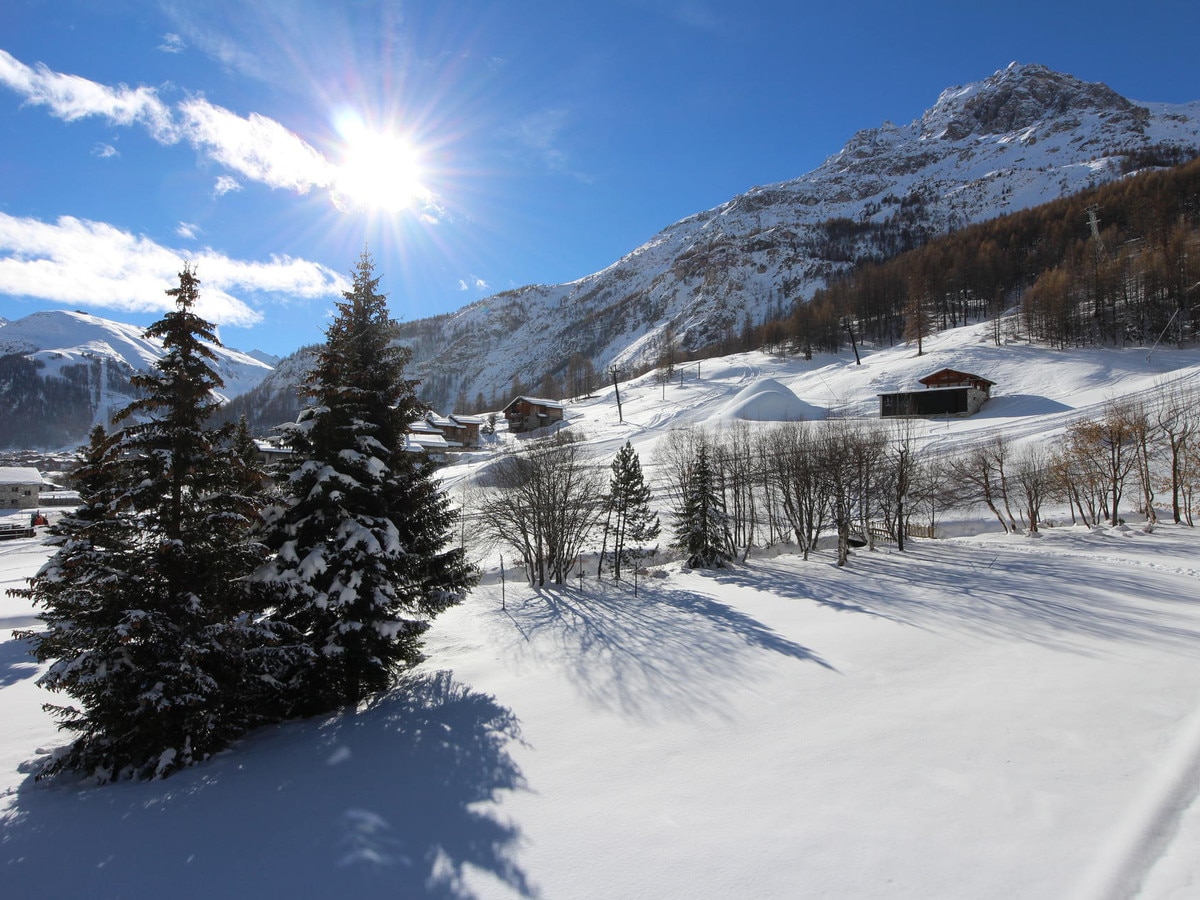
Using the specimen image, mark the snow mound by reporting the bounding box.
[716,378,824,422]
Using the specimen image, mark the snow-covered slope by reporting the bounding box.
[398,62,1200,409]
[0,309,274,448]
[3,316,1200,899]
[434,313,1200,525]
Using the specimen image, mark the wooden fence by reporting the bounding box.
[865,521,937,542]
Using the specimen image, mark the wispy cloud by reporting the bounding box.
[670,2,722,31]
[514,107,573,172]
[158,3,283,85]
[176,221,201,239]
[92,142,119,159]
[457,275,490,291]
[213,175,242,196]
[510,106,594,183]
[158,33,187,54]
[0,212,348,327]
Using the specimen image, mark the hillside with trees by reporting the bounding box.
[768,156,1200,357]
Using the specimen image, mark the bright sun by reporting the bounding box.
[332,115,429,213]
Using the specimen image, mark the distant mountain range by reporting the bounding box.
[0,310,273,449]
[393,62,1200,409]
[4,62,1200,448]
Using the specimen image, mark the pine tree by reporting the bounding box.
[671,443,732,569]
[13,266,271,780]
[903,268,936,355]
[259,251,474,715]
[602,441,660,580]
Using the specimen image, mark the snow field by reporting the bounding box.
[3,318,1200,897]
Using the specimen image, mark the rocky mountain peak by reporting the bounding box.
[920,62,1143,142]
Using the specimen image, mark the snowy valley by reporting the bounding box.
[3,316,1200,898]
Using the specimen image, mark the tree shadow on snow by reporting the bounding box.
[0,635,39,687]
[0,669,536,900]
[500,578,834,722]
[744,542,1200,652]
[707,562,905,621]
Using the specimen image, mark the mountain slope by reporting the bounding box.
[0,310,273,449]
[396,62,1200,410]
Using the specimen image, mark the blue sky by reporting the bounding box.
[2,0,1199,358]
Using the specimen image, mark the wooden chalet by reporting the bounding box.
[396,408,488,460]
[447,414,484,448]
[405,419,453,457]
[424,413,461,447]
[502,396,565,433]
[879,368,995,418]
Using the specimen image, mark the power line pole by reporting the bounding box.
[610,366,623,423]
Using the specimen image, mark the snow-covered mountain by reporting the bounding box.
[212,344,319,434]
[0,309,273,449]
[397,62,1200,410]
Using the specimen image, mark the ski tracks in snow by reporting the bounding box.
[977,533,1200,899]
[1072,702,1200,900]
[973,533,1200,582]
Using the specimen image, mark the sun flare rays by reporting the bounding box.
[330,111,432,214]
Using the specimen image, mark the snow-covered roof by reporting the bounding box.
[406,432,451,452]
[918,368,996,388]
[449,414,485,426]
[0,467,42,485]
[407,420,443,435]
[506,395,564,411]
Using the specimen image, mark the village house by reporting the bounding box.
[405,419,453,459]
[0,466,43,510]
[502,396,565,433]
[444,413,485,448]
[879,368,995,418]
[253,440,294,467]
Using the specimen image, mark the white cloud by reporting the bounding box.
[176,221,200,239]
[92,142,119,158]
[158,33,187,54]
[0,212,348,327]
[178,98,336,193]
[0,49,177,142]
[0,49,335,196]
[213,175,242,196]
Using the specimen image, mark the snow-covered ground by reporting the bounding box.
[2,320,1199,898]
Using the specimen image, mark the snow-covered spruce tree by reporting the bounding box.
[12,266,272,780]
[671,442,733,569]
[601,441,660,580]
[258,251,474,716]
